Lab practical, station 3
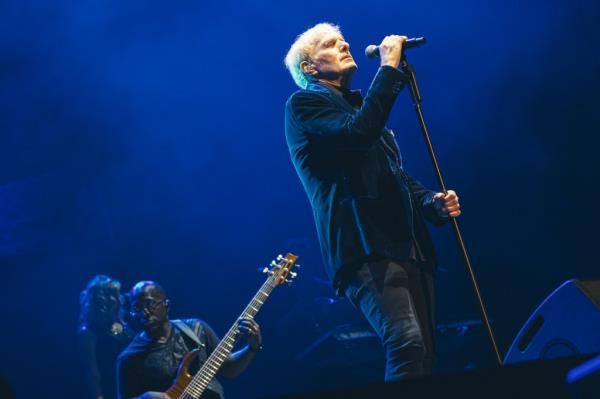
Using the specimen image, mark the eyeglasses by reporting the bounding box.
[130,299,166,315]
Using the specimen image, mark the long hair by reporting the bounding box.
[78,275,122,330]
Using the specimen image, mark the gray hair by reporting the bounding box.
[284,23,342,89]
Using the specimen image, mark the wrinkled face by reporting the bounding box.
[130,285,168,329]
[307,32,357,82]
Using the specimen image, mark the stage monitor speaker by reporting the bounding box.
[504,279,600,364]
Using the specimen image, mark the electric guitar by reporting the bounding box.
[165,253,299,399]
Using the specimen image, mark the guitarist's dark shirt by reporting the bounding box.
[117,319,224,399]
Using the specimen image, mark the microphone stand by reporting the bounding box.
[400,54,503,366]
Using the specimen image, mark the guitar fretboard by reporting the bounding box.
[180,273,278,399]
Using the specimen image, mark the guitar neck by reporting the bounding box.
[181,274,277,398]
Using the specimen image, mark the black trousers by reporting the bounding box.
[344,258,435,381]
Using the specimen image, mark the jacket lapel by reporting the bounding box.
[306,83,402,167]
[306,83,357,113]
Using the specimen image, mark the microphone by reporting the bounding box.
[365,37,427,58]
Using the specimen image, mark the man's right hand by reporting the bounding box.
[379,35,408,69]
[137,392,169,399]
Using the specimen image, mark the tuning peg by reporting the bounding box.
[271,261,282,269]
[277,254,283,261]
[262,267,270,274]
[295,264,301,268]
[289,271,298,278]
[285,279,293,285]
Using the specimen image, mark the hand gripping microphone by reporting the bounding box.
[365,37,427,58]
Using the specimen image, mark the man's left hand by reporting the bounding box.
[238,318,262,350]
[433,190,461,218]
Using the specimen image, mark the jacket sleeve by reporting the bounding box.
[286,66,407,151]
[404,172,449,226]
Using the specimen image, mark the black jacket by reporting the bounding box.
[284,66,447,290]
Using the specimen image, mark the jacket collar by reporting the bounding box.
[305,82,361,113]
[305,82,397,159]
[306,82,331,94]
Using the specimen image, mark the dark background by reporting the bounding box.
[1,0,599,397]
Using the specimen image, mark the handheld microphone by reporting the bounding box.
[365,37,427,58]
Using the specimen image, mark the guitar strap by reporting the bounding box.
[172,319,206,349]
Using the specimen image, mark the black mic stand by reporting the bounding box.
[400,54,503,366]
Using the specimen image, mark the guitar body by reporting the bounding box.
[165,350,222,399]
[165,349,197,398]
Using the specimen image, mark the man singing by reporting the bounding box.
[284,23,461,381]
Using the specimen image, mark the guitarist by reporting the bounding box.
[117,281,262,399]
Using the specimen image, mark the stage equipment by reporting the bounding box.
[272,355,592,399]
[505,279,600,364]
[566,353,600,399]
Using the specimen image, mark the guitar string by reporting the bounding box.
[182,273,277,398]
[181,259,292,398]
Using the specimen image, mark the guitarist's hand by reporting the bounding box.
[238,318,262,350]
[138,392,169,399]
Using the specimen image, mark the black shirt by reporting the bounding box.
[78,323,134,399]
[117,319,224,399]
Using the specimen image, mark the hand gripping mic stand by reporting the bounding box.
[400,53,503,366]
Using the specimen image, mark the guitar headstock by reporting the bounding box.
[263,253,299,286]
